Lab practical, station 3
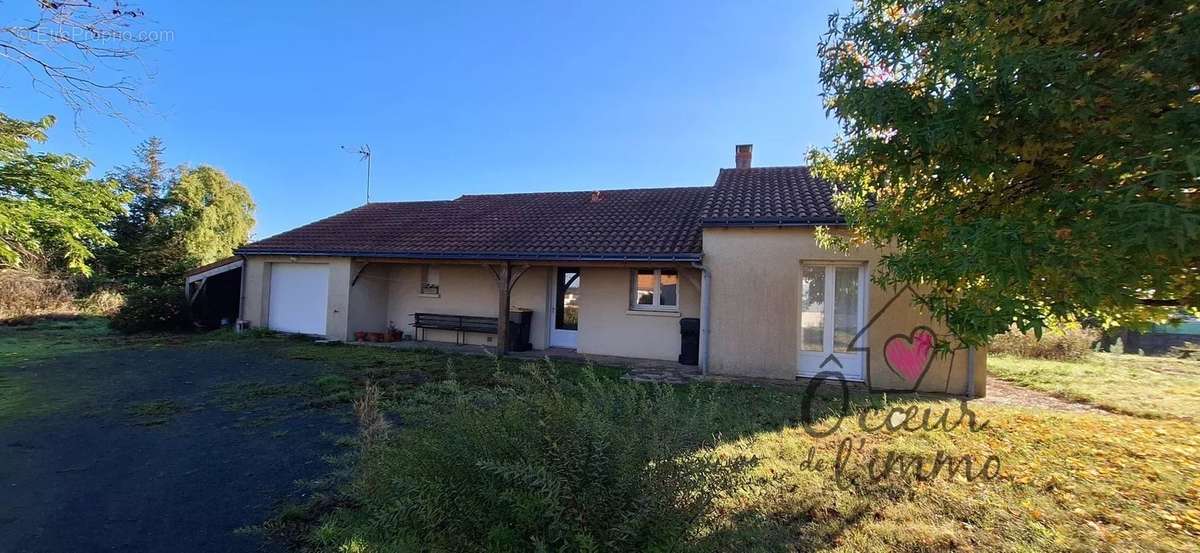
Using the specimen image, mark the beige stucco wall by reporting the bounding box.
[383,264,551,349]
[241,256,268,327]
[576,267,701,361]
[240,255,352,341]
[348,262,391,334]
[703,228,986,397]
[243,256,700,361]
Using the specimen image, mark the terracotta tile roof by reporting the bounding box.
[239,187,712,261]
[700,166,844,226]
[238,165,842,260]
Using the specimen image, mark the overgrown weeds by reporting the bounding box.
[0,270,127,324]
[77,287,125,316]
[0,269,76,322]
[352,382,391,454]
[317,363,766,552]
[990,324,1098,360]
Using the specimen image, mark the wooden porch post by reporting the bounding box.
[488,261,531,357]
[495,261,511,356]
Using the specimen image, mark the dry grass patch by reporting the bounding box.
[0,269,76,322]
[0,270,124,324]
[989,326,1099,360]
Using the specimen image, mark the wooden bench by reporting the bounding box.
[412,312,500,344]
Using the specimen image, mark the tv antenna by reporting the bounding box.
[341,144,372,203]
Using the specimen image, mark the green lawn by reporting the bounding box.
[989,353,1200,420]
[5,320,1198,550]
[0,317,116,366]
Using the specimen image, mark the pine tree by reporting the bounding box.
[99,137,174,281]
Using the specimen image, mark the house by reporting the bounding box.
[218,145,985,396]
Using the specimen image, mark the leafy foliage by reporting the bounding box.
[162,165,256,268]
[811,0,1200,345]
[109,284,191,334]
[320,365,762,552]
[0,113,50,159]
[100,139,255,283]
[0,114,127,276]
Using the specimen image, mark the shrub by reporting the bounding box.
[990,324,1098,360]
[320,365,763,552]
[77,288,125,316]
[0,269,76,322]
[109,284,192,334]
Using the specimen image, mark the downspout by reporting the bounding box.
[236,254,249,333]
[691,261,711,376]
[966,346,977,397]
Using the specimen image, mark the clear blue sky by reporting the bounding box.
[5,0,849,239]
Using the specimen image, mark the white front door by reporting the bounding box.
[268,263,330,335]
[549,267,580,349]
[797,263,866,381]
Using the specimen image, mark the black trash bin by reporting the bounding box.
[679,317,700,365]
[507,308,533,352]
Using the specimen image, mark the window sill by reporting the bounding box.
[418,293,441,299]
[625,309,680,317]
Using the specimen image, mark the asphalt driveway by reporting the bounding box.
[0,342,352,552]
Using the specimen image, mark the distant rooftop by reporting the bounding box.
[700,166,843,227]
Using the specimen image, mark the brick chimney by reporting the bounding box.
[735,144,752,169]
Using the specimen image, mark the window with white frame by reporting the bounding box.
[630,268,678,311]
[420,265,440,296]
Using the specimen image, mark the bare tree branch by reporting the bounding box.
[1,1,164,131]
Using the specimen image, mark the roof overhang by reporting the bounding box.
[700,218,846,228]
[235,249,702,263]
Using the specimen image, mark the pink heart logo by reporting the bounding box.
[884,327,937,385]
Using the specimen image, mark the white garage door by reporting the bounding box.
[268,263,329,335]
